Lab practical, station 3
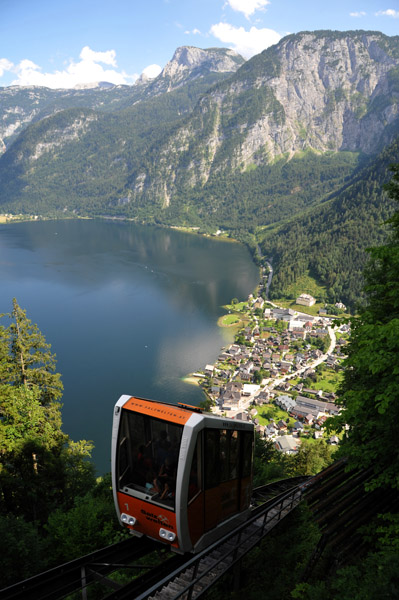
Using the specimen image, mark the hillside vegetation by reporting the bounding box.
[262,134,399,309]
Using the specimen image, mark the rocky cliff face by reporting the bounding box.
[0,86,52,151]
[162,46,244,80]
[130,31,399,205]
[139,46,245,96]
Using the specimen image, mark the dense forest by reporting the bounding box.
[262,133,399,310]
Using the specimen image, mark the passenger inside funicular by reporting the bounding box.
[118,410,182,508]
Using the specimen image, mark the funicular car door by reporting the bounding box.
[186,432,204,547]
[203,428,241,531]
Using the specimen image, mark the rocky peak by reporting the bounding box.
[158,46,245,85]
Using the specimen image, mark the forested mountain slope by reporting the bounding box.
[0,31,398,223]
[263,133,399,309]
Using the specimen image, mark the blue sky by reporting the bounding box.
[0,0,398,88]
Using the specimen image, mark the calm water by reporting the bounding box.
[0,220,259,472]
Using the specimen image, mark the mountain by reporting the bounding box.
[0,84,131,150]
[1,31,397,224]
[0,46,245,215]
[138,46,245,97]
[0,46,244,152]
[123,30,399,222]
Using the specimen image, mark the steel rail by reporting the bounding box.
[100,478,308,600]
[132,483,305,600]
[0,536,159,600]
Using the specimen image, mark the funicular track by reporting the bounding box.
[0,536,163,600]
[1,478,307,600]
[302,459,399,577]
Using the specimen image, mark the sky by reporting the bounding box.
[0,0,398,89]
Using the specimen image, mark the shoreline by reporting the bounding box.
[0,213,238,244]
[181,374,203,386]
[2,213,261,407]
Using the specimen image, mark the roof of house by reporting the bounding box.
[274,435,300,453]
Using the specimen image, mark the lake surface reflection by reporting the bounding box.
[0,220,259,472]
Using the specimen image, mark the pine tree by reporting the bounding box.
[9,298,63,406]
[0,301,95,522]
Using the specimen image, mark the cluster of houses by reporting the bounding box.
[198,292,349,455]
[203,314,346,412]
[230,391,341,455]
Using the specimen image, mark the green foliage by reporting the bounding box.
[61,439,96,504]
[292,439,335,476]
[0,302,95,513]
[328,164,399,490]
[45,474,123,563]
[253,433,292,486]
[0,515,48,588]
[0,301,119,586]
[291,521,399,600]
[8,298,63,405]
[253,369,264,384]
[0,385,64,456]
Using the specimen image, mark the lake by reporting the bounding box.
[0,219,259,472]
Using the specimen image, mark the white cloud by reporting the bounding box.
[7,46,136,89]
[350,11,366,17]
[142,64,162,79]
[375,9,399,17]
[210,22,281,58]
[225,0,270,19]
[79,46,117,67]
[184,28,201,35]
[0,58,13,77]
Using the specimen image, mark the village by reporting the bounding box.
[194,272,350,456]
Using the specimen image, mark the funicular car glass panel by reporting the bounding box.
[204,429,243,487]
[241,430,253,478]
[188,433,202,504]
[117,408,183,510]
[203,427,254,531]
[204,429,240,529]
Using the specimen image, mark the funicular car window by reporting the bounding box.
[220,430,240,482]
[229,431,239,479]
[117,409,183,509]
[204,428,242,488]
[241,430,254,478]
[204,429,220,489]
[187,434,202,504]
